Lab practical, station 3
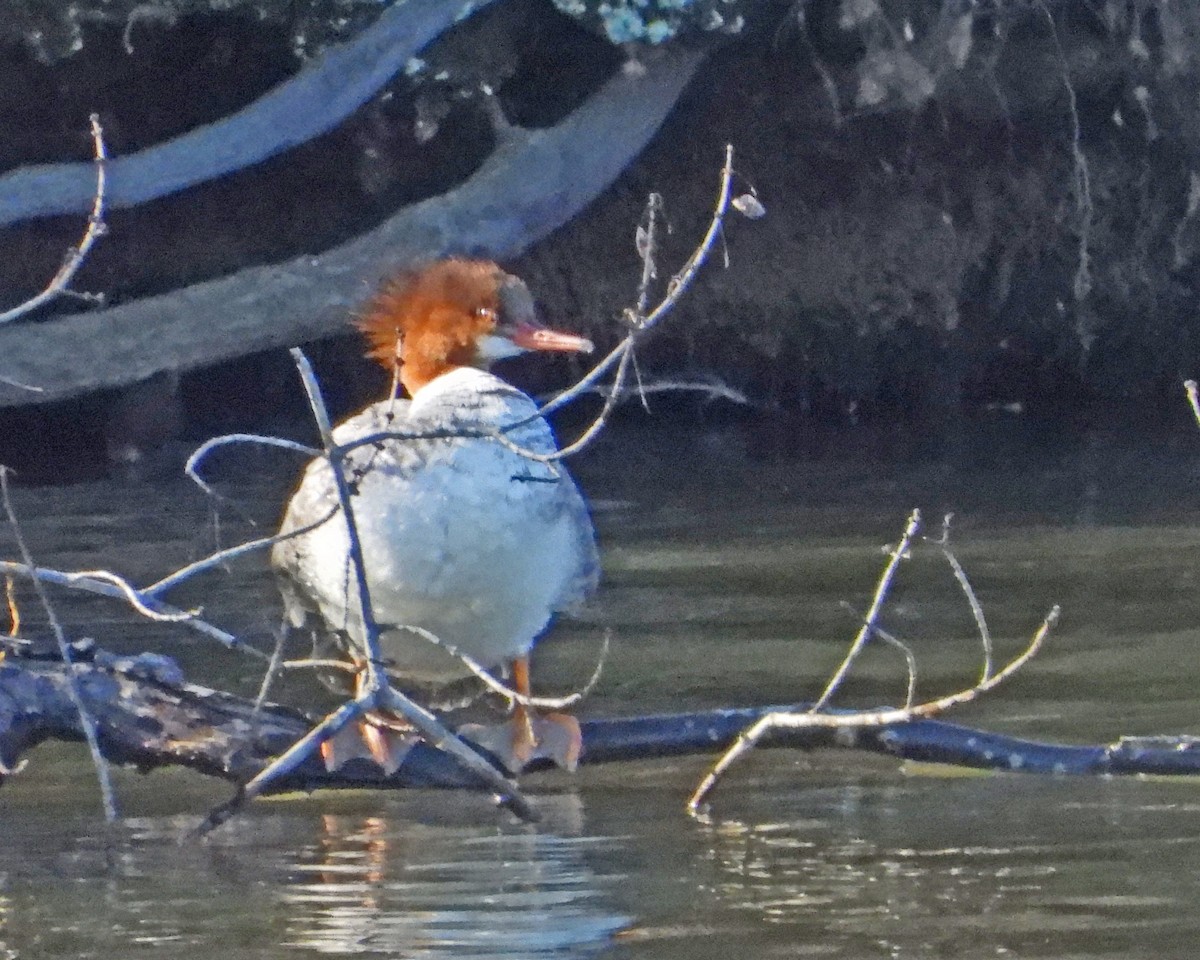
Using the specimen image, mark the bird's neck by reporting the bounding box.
[401,359,486,397]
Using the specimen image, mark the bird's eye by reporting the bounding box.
[475,307,496,321]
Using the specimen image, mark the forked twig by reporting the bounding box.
[0,114,108,327]
[0,468,117,820]
[687,510,1059,812]
[520,144,749,456]
[811,509,921,712]
[0,560,266,658]
[839,601,917,709]
[688,606,1059,811]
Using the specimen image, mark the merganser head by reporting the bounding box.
[356,258,593,396]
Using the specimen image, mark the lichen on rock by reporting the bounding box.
[551,0,747,45]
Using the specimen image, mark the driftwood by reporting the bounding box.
[4,641,1199,799]
[0,47,701,406]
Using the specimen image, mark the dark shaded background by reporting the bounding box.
[2,0,1198,478]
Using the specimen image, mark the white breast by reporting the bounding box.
[272,368,599,684]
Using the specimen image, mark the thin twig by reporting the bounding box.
[396,626,609,711]
[281,657,361,673]
[839,601,917,709]
[253,622,291,719]
[185,433,321,526]
[4,575,18,638]
[280,628,609,711]
[61,570,198,621]
[1036,0,1091,302]
[0,375,44,393]
[636,144,736,332]
[0,560,266,658]
[0,467,117,820]
[543,376,750,408]
[928,513,993,682]
[634,192,663,316]
[537,339,631,418]
[518,144,741,457]
[0,114,107,325]
[546,346,634,460]
[144,503,338,597]
[811,510,921,712]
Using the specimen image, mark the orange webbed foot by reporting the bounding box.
[319,715,418,775]
[461,710,582,774]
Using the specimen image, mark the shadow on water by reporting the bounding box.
[4,410,1200,958]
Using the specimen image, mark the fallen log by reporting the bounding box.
[2,640,1198,798]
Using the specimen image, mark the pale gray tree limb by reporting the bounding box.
[0,0,497,229]
[0,48,702,406]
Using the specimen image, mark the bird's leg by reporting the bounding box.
[511,655,583,772]
[510,655,538,763]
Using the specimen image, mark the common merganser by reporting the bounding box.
[271,259,598,774]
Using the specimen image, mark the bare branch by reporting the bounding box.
[0,50,703,407]
[688,605,1060,812]
[928,513,993,682]
[0,560,265,658]
[0,114,108,327]
[811,509,921,712]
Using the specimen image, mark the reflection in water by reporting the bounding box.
[0,800,628,959]
[689,777,1200,957]
[280,807,629,957]
[0,894,13,960]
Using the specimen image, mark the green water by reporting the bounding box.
[3,413,1200,958]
